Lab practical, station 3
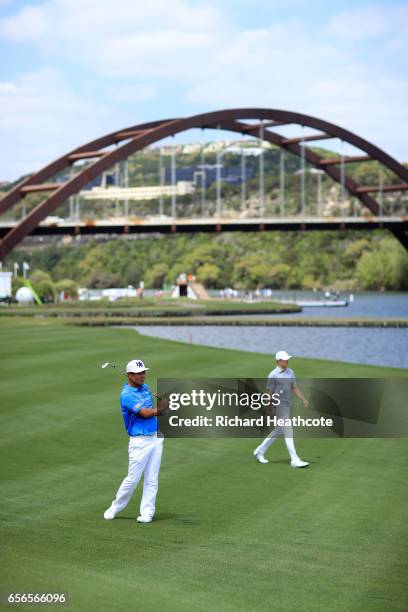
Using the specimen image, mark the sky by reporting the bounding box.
[0,0,407,181]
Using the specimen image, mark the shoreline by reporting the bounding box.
[70,316,408,327]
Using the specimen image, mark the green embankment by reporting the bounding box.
[69,317,408,327]
[0,298,300,318]
[1,320,407,611]
[1,299,406,327]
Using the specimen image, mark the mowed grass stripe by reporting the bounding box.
[2,440,406,611]
[1,321,407,611]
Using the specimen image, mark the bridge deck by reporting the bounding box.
[0,216,406,237]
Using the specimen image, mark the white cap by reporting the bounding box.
[126,359,149,374]
[276,350,292,361]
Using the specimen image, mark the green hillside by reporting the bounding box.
[3,146,408,293]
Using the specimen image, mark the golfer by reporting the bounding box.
[104,359,165,523]
[253,350,309,468]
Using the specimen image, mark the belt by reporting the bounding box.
[130,432,157,438]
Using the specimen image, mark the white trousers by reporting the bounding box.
[258,405,300,461]
[110,434,164,518]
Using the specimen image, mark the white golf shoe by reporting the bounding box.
[137,515,153,523]
[290,459,309,468]
[104,507,116,520]
[253,447,269,464]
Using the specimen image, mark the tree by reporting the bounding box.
[11,275,25,295]
[268,263,291,288]
[145,263,169,289]
[233,254,270,288]
[182,243,225,272]
[29,270,55,302]
[196,263,222,287]
[85,271,122,289]
[5,221,407,293]
[54,279,78,299]
[343,239,371,268]
[356,238,408,290]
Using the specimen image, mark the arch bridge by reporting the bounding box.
[0,108,407,259]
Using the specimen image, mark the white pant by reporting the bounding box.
[258,405,300,462]
[258,424,299,462]
[110,434,164,518]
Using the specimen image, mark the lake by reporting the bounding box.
[136,325,408,369]
[210,290,408,319]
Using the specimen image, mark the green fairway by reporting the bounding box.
[1,320,407,612]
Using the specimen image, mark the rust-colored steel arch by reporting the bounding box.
[1,108,407,259]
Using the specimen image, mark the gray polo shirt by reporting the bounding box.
[266,366,296,408]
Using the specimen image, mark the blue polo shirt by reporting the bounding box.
[120,383,157,436]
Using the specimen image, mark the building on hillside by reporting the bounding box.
[182,144,201,154]
[81,181,194,201]
[164,165,255,188]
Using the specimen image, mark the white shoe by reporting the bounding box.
[104,508,116,520]
[253,448,269,464]
[290,459,309,468]
[137,515,153,523]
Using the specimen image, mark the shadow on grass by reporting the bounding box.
[252,458,290,465]
[116,512,189,522]
[255,458,316,466]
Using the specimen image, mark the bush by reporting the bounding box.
[12,276,25,295]
[196,263,221,287]
[29,270,55,302]
[54,279,78,299]
[84,271,122,289]
[356,239,408,290]
[145,263,169,289]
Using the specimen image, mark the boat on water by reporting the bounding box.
[295,300,348,308]
[274,289,350,308]
[273,296,349,308]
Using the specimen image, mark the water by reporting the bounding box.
[210,290,408,319]
[133,291,408,367]
[136,325,408,369]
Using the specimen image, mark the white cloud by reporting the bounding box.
[0,0,226,79]
[0,68,124,179]
[326,3,408,44]
[0,4,50,42]
[0,0,222,51]
[0,0,407,179]
[0,69,84,130]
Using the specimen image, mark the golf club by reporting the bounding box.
[101,362,162,400]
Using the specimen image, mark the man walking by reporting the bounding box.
[253,350,309,468]
[104,359,165,523]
